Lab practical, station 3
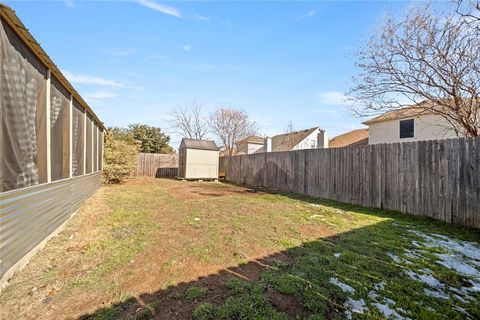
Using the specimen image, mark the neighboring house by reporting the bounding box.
[178,138,219,179]
[363,105,459,144]
[329,129,369,148]
[235,135,264,155]
[255,127,328,153]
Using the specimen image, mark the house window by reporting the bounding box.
[399,119,414,139]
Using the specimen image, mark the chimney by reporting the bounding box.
[317,131,328,149]
[264,137,272,152]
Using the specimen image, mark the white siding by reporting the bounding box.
[292,129,328,150]
[185,149,219,179]
[368,114,459,144]
[247,143,263,154]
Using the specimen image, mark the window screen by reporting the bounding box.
[50,77,70,181]
[1,19,47,191]
[72,102,84,176]
[85,115,93,174]
[93,124,98,172]
[400,119,414,139]
[98,129,104,171]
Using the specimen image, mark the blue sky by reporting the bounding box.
[7,0,432,146]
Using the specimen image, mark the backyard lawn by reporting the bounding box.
[0,178,479,320]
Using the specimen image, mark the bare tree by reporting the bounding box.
[283,120,297,147]
[285,120,295,133]
[349,4,480,137]
[169,101,210,140]
[209,107,259,155]
[455,0,480,24]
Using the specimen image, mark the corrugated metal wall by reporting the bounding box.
[0,173,102,279]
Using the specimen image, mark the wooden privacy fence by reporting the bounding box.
[135,153,179,177]
[221,137,480,228]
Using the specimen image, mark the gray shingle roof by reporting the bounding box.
[181,138,219,151]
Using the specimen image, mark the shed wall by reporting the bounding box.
[185,149,219,179]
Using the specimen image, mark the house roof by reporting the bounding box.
[329,128,369,148]
[255,127,321,153]
[236,135,264,145]
[181,138,219,151]
[0,4,105,130]
[362,102,434,125]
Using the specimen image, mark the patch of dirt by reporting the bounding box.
[269,290,307,319]
[299,223,335,238]
[168,183,261,200]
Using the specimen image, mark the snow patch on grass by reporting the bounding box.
[423,288,449,300]
[405,270,443,288]
[372,302,410,320]
[329,277,355,294]
[434,253,480,278]
[344,297,367,319]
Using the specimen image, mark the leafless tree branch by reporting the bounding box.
[348,4,480,137]
[169,101,210,140]
[209,107,259,155]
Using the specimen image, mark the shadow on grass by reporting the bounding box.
[79,189,480,320]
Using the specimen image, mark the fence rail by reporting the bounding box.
[135,153,179,177]
[221,137,480,228]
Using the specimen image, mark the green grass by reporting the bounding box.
[182,286,208,300]
[1,178,479,320]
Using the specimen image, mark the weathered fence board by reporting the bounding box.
[135,153,179,177]
[222,137,480,228]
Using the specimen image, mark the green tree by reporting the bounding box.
[128,124,174,154]
[103,131,139,184]
[108,126,134,143]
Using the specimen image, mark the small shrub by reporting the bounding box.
[192,303,215,320]
[262,270,302,295]
[103,131,139,184]
[226,278,251,294]
[183,286,208,300]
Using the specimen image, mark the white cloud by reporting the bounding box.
[314,108,339,115]
[316,91,351,106]
[298,10,317,19]
[149,54,167,60]
[183,44,192,51]
[101,48,136,57]
[62,70,142,90]
[222,20,233,28]
[136,0,181,18]
[193,14,210,21]
[63,70,125,87]
[85,90,118,99]
[64,1,75,8]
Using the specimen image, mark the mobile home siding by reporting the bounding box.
[0,5,105,286]
[0,172,102,284]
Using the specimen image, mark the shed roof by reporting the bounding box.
[0,4,105,130]
[181,138,219,151]
[329,128,369,148]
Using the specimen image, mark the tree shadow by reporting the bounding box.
[78,192,480,320]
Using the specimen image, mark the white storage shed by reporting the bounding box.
[179,139,219,179]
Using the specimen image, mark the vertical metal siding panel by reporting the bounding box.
[0,173,102,278]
